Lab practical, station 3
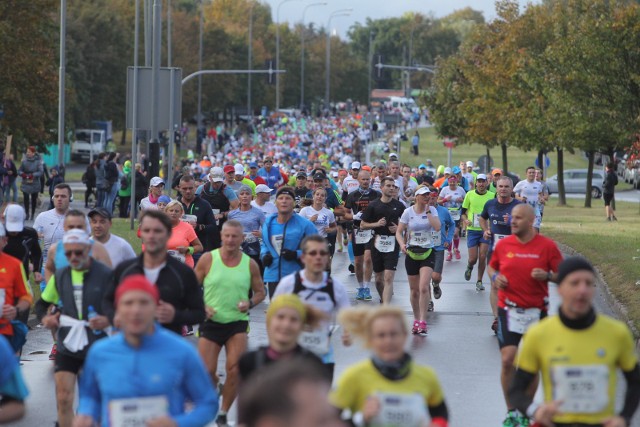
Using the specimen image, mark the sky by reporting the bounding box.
[263,0,542,38]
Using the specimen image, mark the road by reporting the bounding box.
[14,242,640,426]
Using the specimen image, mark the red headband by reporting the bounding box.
[115,275,160,306]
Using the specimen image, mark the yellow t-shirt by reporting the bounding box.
[461,190,494,231]
[330,359,444,416]
[516,314,637,424]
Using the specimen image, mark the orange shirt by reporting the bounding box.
[434,176,447,189]
[166,221,198,268]
[0,252,32,336]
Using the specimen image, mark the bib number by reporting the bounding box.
[407,231,431,248]
[472,213,481,228]
[448,208,461,220]
[506,307,541,334]
[167,250,186,263]
[109,395,169,427]
[244,233,258,244]
[492,233,507,250]
[272,234,284,255]
[374,235,396,253]
[212,209,220,225]
[298,326,330,356]
[372,392,427,427]
[552,365,609,414]
[354,229,373,245]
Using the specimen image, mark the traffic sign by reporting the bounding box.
[535,156,551,168]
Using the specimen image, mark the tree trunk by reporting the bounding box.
[537,150,544,173]
[486,147,491,173]
[584,150,594,208]
[501,143,509,174]
[557,148,566,206]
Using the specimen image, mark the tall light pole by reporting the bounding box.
[300,2,327,110]
[324,9,352,111]
[197,0,203,154]
[407,22,417,97]
[276,0,301,112]
[57,0,67,167]
[247,1,256,119]
[167,0,172,66]
[367,30,375,108]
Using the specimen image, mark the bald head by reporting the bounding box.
[511,204,535,237]
[358,170,371,188]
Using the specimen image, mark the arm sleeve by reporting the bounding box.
[428,401,449,421]
[621,363,640,424]
[174,348,218,426]
[509,369,537,414]
[225,188,238,202]
[399,208,410,225]
[445,212,455,242]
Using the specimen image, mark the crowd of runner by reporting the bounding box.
[0,113,638,427]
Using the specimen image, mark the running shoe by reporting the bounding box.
[355,287,365,301]
[455,249,461,260]
[216,413,230,427]
[348,263,355,274]
[417,321,428,336]
[446,251,452,262]
[412,320,420,335]
[501,411,519,427]
[613,216,618,221]
[464,265,473,281]
[517,413,530,427]
[343,235,349,246]
[49,343,57,361]
[363,287,373,301]
[337,243,343,252]
[491,318,498,334]
[432,282,442,299]
[476,281,485,291]
[428,300,434,312]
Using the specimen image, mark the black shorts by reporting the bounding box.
[55,352,85,374]
[603,193,614,206]
[405,250,437,276]
[199,320,248,346]
[433,250,445,274]
[352,233,372,257]
[497,307,547,349]
[371,247,399,273]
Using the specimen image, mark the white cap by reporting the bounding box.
[351,161,361,170]
[331,171,339,178]
[255,184,272,194]
[466,161,474,167]
[476,173,488,180]
[389,153,398,159]
[4,204,25,232]
[150,176,165,187]
[203,155,209,160]
[62,229,91,246]
[209,167,224,182]
[234,164,245,175]
[415,186,432,196]
[444,167,452,174]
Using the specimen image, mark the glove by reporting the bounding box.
[281,249,298,261]
[353,211,363,221]
[262,253,273,267]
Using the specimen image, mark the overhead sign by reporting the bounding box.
[126,67,182,131]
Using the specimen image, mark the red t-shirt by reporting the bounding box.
[489,234,563,310]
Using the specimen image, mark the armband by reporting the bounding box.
[188,246,195,255]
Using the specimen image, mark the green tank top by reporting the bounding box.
[203,249,251,323]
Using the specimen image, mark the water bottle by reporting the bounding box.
[87,305,102,335]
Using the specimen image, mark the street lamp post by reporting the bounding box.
[324,9,352,111]
[196,0,203,154]
[300,2,327,110]
[248,1,255,119]
[407,23,417,97]
[57,0,67,168]
[367,30,375,108]
[276,0,301,112]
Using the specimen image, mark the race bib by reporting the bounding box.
[109,395,169,427]
[492,233,507,250]
[212,209,220,225]
[506,307,541,334]
[472,213,481,228]
[430,230,441,246]
[272,234,284,255]
[374,235,396,253]
[167,250,186,263]
[372,392,428,427]
[298,326,330,356]
[244,233,258,244]
[552,365,609,414]
[181,214,197,226]
[448,208,461,220]
[354,229,373,245]
[407,231,432,248]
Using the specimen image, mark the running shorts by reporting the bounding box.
[199,320,249,346]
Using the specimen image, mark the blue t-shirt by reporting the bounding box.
[0,337,29,401]
[434,205,455,251]
[257,167,282,190]
[228,207,265,232]
[480,198,521,250]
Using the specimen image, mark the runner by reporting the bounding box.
[487,204,563,427]
[331,306,450,427]
[429,189,455,312]
[479,176,521,334]
[178,174,218,261]
[228,186,265,269]
[293,171,310,211]
[194,220,265,427]
[342,161,361,195]
[88,207,136,268]
[197,167,239,249]
[0,336,28,423]
[260,186,317,298]
[438,175,466,261]
[299,188,337,265]
[360,177,405,304]
[344,170,379,301]
[274,235,351,379]
[509,257,640,427]
[35,229,111,427]
[461,173,494,291]
[246,162,267,186]
[534,167,550,221]
[139,176,165,210]
[251,184,277,217]
[74,275,218,427]
[395,186,441,335]
[257,156,284,191]
[513,166,544,232]
[3,204,42,290]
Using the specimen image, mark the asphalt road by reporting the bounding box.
[15,240,640,426]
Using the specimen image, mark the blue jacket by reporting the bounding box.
[434,205,455,251]
[77,325,218,427]
[260,213,318,282]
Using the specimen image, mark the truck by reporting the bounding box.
[70,120,113,163]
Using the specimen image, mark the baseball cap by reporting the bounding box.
[419,164,427,169]
[234,164,245,175]
[203,155,209,160]
[4,204,25,232]
[249,162,259,169]
[209,167,224,182]
[444,167,452,174]
[351,161,361,170]
[223,165,235,174]
[452,166,461,174]
[476,173,488,181]
[492,168,503,175]
[312,172,326,181]
[255,184,272,194]
[362,165,372,172]
[158,195,172,204]
[331,171,339,178]
[415,186,431,196]
[466,161,474,167]
[150,176,165,187]
[63,229,91,246]
[389,153,398,159]
[88,207,112,221]
[296,171,307,179]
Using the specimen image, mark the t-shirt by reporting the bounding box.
[251,200,277,218]
[480,199,521,250]
[0,253,32,336]
[516,314,637,425]
[101,234,137,268]
[361,198,405,237]
[166,221,198,268]
[143,262,165,284]
[299,206,336,238]
[342,175,360,195]
[438,186,466,221]
[345,189,380,228]
[33,209,90,263]
[399,205,440,248]
[513,180,543,209]
[489,234,563,310]
[228,207,265,233]
[257,167,283,190]
[461,190,495,231]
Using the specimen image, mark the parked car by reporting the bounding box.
[546,169,605,198]
[624,159,640,189]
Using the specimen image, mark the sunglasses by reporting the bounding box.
[64,249,85,257]
[304,250,329,257]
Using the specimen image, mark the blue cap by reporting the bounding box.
[158,195,171,204]
[419,164,427,169]
[452,166,461,174]
[249,162,259,168]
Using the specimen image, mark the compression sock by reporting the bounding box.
[453,237,460,249]
[348,240,355,262]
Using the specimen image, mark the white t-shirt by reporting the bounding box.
[251,200,277,218]
[275,270,351,316]
[399,205,439,248]
[143,262,166,284]
[101,233,137,269]
[34,209,90,262]
[439,186,467,209]
[342,176,360,195]
[299,206,336,237]
[139,197,159,211]
[513,180,543,208]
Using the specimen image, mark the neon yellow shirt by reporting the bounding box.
[461,190,494,231]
